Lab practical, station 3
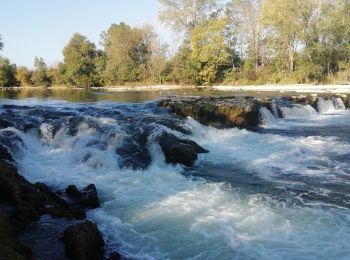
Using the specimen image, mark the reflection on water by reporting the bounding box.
[0,87,326,103]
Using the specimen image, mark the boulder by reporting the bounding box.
[158,132,209,167]
[61,220,105,260]
[0,160,84,232]
[65,184,100,210]
[159,96,260,129]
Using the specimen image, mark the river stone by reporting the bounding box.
[61,220,105,260]
[0,160,85,232]
[65,184,100,209]
[158,132,209,167]
[159,96,260,129]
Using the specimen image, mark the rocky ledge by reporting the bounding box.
[0,153,121,260]
[159,96,261,129]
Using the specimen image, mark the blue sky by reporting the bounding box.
[0,0,174,67]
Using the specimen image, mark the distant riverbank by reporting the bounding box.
[1,83,350,94]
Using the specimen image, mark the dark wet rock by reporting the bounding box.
[116,128,152,170]
[159,96,260,129]
[65,117,84,136]
[61,220,104,260]
[65,185,82,199]
[108,252,122,260]
[158,132,209,167]
[0,161,84,232]
[0,145,13,161]
[23,123,37,133]
[0,209,36,260]
[65,184,100,210]
[0,118,14,129]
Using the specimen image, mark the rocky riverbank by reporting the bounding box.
[0,150,119,260]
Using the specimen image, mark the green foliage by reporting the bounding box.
[4,0,350,87]
[0,56,17,87]
[191,18,233,85]
[63,33,100,88]
[16,66,33,86]
[102,23,154,85]
[170,44,199,85]
[31,57,51,87]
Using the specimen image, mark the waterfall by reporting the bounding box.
[271,101,279,118]
[278,104,317,119]
[259,107,277,126]
[317,97,335,114]
[332,97,346,110]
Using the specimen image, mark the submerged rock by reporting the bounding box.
[65,184,100,210]
[158,132,209,167]
[61,220,105,260]
[159,96,260,129]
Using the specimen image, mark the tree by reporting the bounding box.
[261,0,314,73]
[32,57,51,87]
[158,0,217,34]
[102,23,154,84]
[316,0,350,76]
[0,35,3,51]
[170,44,199,85]
[16,66,33,86]
[191,18,233,85]
[0,56,17,87]
[226,0,264,70]
[149,37,169,83]
[63,33,100,88]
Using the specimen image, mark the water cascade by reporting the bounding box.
[317,97,336,114]
[277,104,317,119]
[270,101,279,118]
[259,107,277,125]
[333,97,346,110]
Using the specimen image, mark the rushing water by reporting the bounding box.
[1,89,350,259]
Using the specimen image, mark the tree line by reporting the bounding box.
[1,0,349,88]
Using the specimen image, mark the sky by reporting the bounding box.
[0,0,175,68]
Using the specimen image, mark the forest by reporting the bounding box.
[0,0,349,88]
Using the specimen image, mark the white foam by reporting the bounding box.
[278,104,317,119]
[333,97,346,110]
[11,110,350,259]
[317,97,336,114]
[259,107,277,126]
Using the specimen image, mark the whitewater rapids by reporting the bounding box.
[1,98,350,259]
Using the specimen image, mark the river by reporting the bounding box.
[1,88,350,259]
